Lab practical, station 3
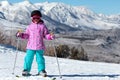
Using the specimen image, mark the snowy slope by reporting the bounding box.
[0,0,120,32]
[0,12,5,19]
[0,45,120,80]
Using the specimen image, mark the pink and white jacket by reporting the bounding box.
[20,22,53,50]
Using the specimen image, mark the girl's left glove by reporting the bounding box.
[50,32,55,40]
[46,33,55,40]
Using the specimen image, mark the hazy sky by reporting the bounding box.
[2,0,120,15]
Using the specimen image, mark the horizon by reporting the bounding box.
[0,0,120,15]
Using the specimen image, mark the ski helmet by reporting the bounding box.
[31,10,42,17]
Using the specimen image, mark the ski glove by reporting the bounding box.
[16,31,23,37]
[46,34,55,40]
[50,32,55,40]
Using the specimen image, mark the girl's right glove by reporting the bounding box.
[16,30,23,37]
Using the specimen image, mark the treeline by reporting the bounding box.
[0,30,88,61]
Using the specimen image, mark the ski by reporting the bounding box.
[15,75,56,80]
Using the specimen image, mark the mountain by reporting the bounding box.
[1,1,120,64]
[0,45,120,80]
[0,1,120,33]
[0,11,5,19]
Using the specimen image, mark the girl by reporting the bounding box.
[17,10,54,76]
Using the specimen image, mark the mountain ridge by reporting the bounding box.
[0,1,120,32]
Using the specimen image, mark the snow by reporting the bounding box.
[0,44,120,80]
[93,20,119,29]
[0,0,11,7]
[0,1,120,80]
[35,2,58,14]
[14,1,32,6]
[84,39,104,45]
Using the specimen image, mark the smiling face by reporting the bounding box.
[32,15,41,24]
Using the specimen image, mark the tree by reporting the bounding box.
[70,46,88,60]
[56,45,70,58]
[0,31,6,44]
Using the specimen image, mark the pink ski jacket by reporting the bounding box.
[20,22,53,50]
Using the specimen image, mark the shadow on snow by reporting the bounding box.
[48,74,120,78]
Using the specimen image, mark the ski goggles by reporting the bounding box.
[32,15,40,20]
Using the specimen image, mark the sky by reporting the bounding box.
[2,0,120,15]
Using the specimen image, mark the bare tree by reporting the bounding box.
[0,31,6,44]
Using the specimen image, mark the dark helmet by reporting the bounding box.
[31,10,42,17]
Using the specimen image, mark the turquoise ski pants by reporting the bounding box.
[23,49,45,72]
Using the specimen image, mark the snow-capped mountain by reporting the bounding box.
[0,12,5,19]
[0,1,120,32]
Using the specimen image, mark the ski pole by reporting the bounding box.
[49,28,62,78]
[12,37,19,74]
[12,30,21,74]
[52,39,62,78]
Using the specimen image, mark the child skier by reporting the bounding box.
[17,10,54,76]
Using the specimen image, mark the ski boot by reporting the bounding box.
[22,70,31,76]
[37,70,47,77]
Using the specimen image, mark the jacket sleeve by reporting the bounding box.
[43,25,54,40]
